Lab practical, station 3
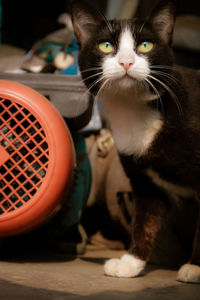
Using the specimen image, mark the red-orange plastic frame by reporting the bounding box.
[0,80,75,237]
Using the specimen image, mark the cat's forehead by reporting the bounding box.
[111,19,137,32]
[99,19,136,39]
[97,19,153,43]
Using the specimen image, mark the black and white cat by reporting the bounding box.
[71,0,200,283]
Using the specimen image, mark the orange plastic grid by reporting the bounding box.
[0,98,49,215]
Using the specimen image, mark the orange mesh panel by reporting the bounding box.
[0,98,49,215]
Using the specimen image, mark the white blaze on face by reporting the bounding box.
[100,27,162,157]
[118,29,135,70]
[102,27,150,83]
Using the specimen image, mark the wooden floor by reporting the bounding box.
[0,248,200,300]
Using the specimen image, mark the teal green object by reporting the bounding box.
[66,38,79,54]
[62,130,91,229]
[38,39,79,64]
[60,39,79,75]
[60,50,79,75]
[39,43,63,62]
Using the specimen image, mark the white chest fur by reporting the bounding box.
[100,93,163,157]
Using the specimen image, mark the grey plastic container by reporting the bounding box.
[0,72,93,130]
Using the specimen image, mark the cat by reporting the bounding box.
[71,0,200,283]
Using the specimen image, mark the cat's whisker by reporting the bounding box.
[147,74,183,116]
[77,76,105,106]
[69,86,93,124]
[151,65,174,71]
[73,77,103,119]
[148,74,182,115]
[97,78,111,96]
[87,75,107,94]
[150,70,179,85]
[83,71,104,82]
[138,13,151,37]
[96,8,113,34]
[81,67,103,73]
[145,78,164,115]
[76,73,105,112]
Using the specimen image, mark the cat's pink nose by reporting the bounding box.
[119,59,134,71]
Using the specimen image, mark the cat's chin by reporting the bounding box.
[116,75,138,90]
[98,76,144,97]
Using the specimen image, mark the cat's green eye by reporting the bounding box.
[98,42,114,54]
[138,41,154,53]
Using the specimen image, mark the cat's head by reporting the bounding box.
[71,0,176,98]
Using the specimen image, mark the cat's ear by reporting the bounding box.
[71,0,102,47]
[148,0,176,45]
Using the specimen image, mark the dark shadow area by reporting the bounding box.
[0,232,77,263]
[1,0,107,50]
[80,256,106,266]
[0,221,83,263]
[0,252,76,264]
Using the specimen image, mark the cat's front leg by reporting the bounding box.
[178,205,200,283]
[104,193,169,278]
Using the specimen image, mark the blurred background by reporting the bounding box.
[0,0,200,69]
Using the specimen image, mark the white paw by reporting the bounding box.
[177,264,200,283]
[104,254,146,278]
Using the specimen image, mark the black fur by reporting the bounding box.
[71,0,200,279]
